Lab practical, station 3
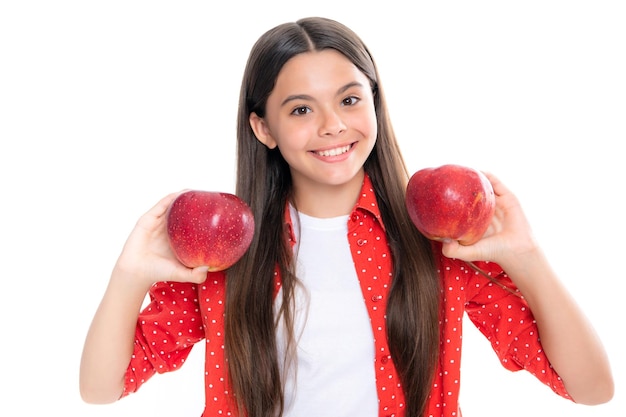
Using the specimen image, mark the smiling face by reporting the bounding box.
[249,49,378,214]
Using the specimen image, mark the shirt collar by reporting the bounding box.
[353,173,384,230]
[283,173,385,244]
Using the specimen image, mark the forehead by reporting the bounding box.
[273,49,368,93]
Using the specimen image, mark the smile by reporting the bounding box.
[314,144,352,157]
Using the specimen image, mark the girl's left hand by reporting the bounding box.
[442,172,615,405]
[440,172,538,267]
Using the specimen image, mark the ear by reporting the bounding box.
[249,112,277,149]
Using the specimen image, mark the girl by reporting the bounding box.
[79,17,613,417]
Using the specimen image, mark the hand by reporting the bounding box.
[114,191,210,287]
[440,172,539,267]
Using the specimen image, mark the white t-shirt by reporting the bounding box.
[276,207,379,416]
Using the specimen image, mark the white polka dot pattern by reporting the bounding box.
[122,175,571,416]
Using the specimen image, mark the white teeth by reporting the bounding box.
[316,145,351,157]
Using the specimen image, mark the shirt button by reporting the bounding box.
[371,294,383,302]
[380,355,390,364]
[351,213,359,222]
[356,238,367,246]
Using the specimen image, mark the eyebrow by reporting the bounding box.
[280,81,365,107]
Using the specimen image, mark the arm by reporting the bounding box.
[441,173,614,405]
[79,192,209,404]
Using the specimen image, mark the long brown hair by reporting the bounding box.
[226,17,440,417]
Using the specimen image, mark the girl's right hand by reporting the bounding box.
[81,191,209,404]
[113,192,210,288]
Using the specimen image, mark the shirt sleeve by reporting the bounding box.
[122,281,205,397]
[463,260,572,401]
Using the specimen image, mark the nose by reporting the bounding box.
[318,107,346,137]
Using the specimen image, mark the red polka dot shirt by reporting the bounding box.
[123,175,571,416]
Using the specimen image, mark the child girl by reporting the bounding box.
[80,16,613,417]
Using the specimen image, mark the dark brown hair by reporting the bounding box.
[226,17,440,417]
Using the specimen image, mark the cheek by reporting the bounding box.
[272,126,311,155]
[369,113,378,138]
[360,107,378,140]
[277,116,318,144]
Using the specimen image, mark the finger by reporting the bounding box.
[441,239,461,259]
[190,266,210,283]
[149,191,183,218]
[169,265,210,284]
[140,190,189,225]
[132,191,183,235]
[482,172,511,197]
[441,238,486,262]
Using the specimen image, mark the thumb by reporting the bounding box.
[189,266,210,283]
[441,239,461,259]
[441,239,479,261]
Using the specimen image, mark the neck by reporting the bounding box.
[292,171,364,218]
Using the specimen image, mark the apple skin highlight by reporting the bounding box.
[405,164,495,246]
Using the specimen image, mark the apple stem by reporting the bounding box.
[466,261,523,298]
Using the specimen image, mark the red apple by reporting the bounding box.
[405,164,495,245]
[166,191,255,271]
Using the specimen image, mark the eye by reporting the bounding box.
[342,96,360,106]
[291,106,311,116]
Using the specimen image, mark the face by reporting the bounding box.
[250,49,377,201]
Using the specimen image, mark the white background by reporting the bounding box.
[1,1,624,416]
